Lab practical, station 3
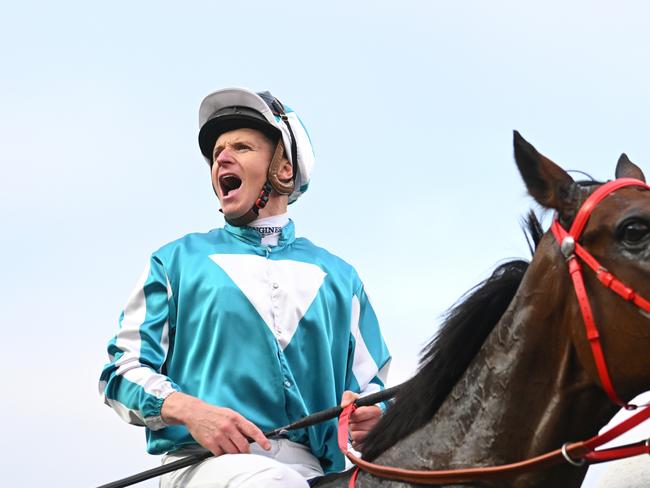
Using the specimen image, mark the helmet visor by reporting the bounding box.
[198,106,281,161]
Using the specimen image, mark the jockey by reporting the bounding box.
[99,87,391,488]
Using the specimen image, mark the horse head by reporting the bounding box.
[513,131,650,403]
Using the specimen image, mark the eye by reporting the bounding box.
[618,219,650,245]
[234,143,251,152]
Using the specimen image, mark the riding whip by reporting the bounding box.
[96,384,401,488]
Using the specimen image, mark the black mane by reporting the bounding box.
[361,212,544,461]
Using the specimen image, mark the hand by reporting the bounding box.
[340,390,382,451]
[161,392,270,456]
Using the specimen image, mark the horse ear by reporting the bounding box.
[513,131,577,213]
[615,153,646,182]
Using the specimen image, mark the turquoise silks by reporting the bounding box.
[100,221,391,473]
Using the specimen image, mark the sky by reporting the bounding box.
[1,1,649,486]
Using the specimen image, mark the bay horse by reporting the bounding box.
[314,132,650,488]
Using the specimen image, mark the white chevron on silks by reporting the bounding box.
[209,254,327,350]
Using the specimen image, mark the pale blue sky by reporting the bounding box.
[1,1,649,486]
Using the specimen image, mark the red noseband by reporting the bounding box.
[551,178,650,408]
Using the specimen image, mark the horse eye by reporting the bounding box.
[620,221,650,244]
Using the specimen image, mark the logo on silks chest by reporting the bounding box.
[252,226,283,236]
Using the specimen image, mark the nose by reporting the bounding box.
[215,146,234,167]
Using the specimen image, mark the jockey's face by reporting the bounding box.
[212,128,291,220]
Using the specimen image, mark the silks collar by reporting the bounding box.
[224,219,296,248]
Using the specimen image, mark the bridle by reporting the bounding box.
[338,177,650,486]
[550,177,650,408]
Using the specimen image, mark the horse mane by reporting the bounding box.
[361,212,544,461]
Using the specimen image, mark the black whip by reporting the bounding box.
[96,385,401,488]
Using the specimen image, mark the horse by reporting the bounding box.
[314,131,650,488]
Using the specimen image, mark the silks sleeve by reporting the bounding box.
[347,282,391,404]
[99,256,180,430]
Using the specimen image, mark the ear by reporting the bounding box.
[513,131,578,214]
[615,153,646,182]
[277,157,293,182]
[268,141,294,195]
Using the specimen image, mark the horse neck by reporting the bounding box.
[373,238,619,487]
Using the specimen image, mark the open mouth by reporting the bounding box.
[219,174,242,197]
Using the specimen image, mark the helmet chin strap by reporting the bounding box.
[221,140,294,227]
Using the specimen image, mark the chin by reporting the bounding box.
[221,204,249,221]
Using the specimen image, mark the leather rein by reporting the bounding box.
[338,178,650,486]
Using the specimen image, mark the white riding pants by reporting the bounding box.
[159,439,324,488]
